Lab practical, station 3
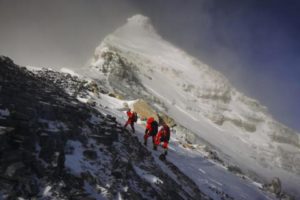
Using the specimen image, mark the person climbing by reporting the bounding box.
[144,117,158,149]
[123,108,136,133]
[154,122,170,156]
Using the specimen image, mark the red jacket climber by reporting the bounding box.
[123,109,136,133]
[155,123,170,155]
[144,117,158,149]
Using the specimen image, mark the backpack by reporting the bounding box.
[162,126,170,141]
[150,120,158,136]
[132,112,138,122]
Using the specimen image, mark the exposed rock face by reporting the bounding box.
[83,150,98,160]
[271,178,282,195]
[93,50,148,100]
[0,56,209,199]
[264,177,282,196]
[131,99,159,121]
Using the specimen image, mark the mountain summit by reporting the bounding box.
[121,14,159,36]
[88,15,300,197]
[91,14,231,97]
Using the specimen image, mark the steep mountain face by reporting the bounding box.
[0,56,211,199]
[87,15,300,197]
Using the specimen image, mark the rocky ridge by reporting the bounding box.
[0,56,211,199]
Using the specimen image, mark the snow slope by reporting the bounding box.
[20,63,280,199]
[85,14,300,197]
[82,91,278,200]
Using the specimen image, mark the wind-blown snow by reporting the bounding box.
[60,68,81,77]
[26,65,43,71]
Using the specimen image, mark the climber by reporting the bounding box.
[123,108,136,133]
[154,122,170,156]
[144,117,159,149]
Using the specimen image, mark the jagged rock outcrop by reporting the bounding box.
[131,99,159,121]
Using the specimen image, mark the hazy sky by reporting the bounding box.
[0,0,299,132]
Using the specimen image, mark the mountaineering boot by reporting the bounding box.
[159,153,166,161]
[164,149,168,156]
[143,140,147,146]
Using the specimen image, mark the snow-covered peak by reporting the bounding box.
[127,14,152,27]
[92,14,163,60]
[91,15,230,95]
[86,15,300,197]
[89,15,271,127]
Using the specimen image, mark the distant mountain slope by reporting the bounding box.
[86,15,300,197]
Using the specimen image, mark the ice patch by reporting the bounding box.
[0,108,10,119]
[134,166,163,185]
[252,181,263,189]
[42,186,52,197]
[77,96,89,103]
[65,141,84,175]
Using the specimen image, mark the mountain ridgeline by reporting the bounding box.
[87,15,300,197]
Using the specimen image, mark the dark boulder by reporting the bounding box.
[83,150,98,160]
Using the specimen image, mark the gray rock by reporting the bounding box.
[83,150,98,160]
[227,165,243,175]
[263,177,282,196]
[271,177,281,195]
[5,162,25,177]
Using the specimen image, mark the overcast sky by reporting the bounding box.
[0,0,299,132]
